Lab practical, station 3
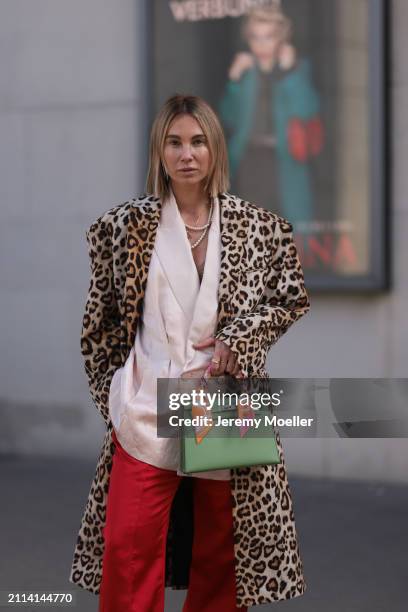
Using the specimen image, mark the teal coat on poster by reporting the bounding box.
[219,58,321,225]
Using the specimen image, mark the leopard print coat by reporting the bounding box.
[69,192,310,608]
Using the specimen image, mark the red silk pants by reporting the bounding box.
[98,429,247,612]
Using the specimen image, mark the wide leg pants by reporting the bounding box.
[98,430,247,612]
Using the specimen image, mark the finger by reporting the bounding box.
[230,358,241,376]
[231,361,241,377]
[193,336,215,349]
[210,355,225,376]
[208,342,222,375]
[216,351,228,376]
[225,351,237,374]
[210,342,227,376]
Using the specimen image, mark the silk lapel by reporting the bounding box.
[124,192,248,352]
[153,188,201,321]
[184,193,221,348]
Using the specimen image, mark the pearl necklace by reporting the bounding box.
[184,199,213,250]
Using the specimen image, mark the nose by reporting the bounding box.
[180,144,194,161]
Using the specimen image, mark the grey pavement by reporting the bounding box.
[1,455,407,611]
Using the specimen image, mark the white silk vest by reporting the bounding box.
[108,187,231,480]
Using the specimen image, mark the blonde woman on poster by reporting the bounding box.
[220,6,324,226]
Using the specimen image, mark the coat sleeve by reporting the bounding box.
[219,78,241,131]
[214,220,310,377]
[80,218,123,426]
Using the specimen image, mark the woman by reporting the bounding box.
[69,94,310,610]
[219,6,323,225]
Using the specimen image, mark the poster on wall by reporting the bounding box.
[149,0,388,290]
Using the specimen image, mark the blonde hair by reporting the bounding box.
[146,94,230,200]
[243,7,292,43]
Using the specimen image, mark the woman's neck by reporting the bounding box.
[170,181,210,215]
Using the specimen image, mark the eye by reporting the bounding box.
[193,137,207,146]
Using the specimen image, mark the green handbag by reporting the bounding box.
[179,367,281,474]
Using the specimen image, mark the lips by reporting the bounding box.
[180,168,197,172]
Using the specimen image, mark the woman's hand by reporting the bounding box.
[279,43,297,70]
[228,51,255,81]
[192,336,244,378]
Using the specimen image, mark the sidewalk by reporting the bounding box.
[1,455,407,611]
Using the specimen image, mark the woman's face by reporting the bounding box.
[162,114,211,189]
[246,20,283,62]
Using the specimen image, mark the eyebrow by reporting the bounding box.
[165,133,206,139]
